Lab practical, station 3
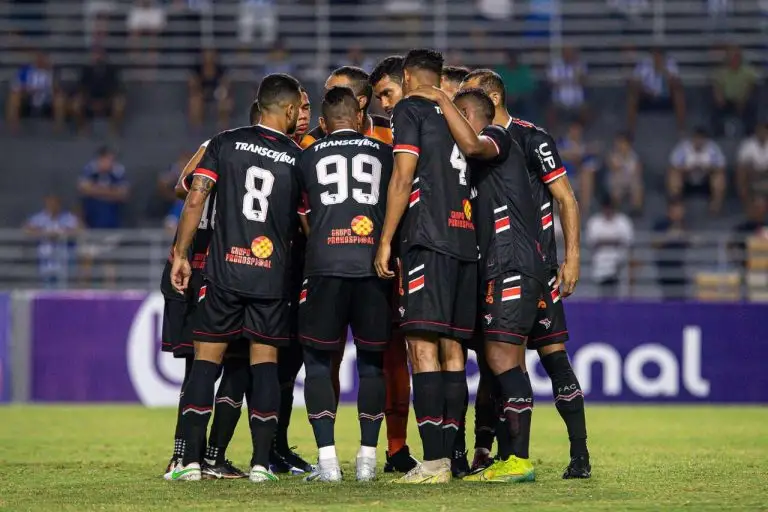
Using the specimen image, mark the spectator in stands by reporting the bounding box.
[337,45,375,74]
[239,0,277,46]
[547,45,589,130]
[78,146,129,230]
[127,0,166,65]
[495,51,536,120]
[157,150,190,210]
[558,120,599,215]
[711,45,759,137]
[188,48,232,130]
[23,194,81,288]
[262,40,295,77]
[627,47,686,135]
[653,199,689,301]
[667,127,727,214]
[586,196,634,298]
[5,51,66,133]
[476,0,513,20]
[737,122,768,209]
[606,131,644,215]
[164,199,184,234]
[734,196,768,237]
[72,48,125,135]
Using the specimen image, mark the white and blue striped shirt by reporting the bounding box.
[633,56,678,97]
[670,139,726,185]
[548,58,587,107]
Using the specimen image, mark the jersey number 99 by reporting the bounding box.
[315,154,382,206]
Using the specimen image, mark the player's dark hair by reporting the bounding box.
[441,65,470,85]
[463,68,506,105]
[96,145,113,157]
[321,86,359,128]
[693,126,709,138]
[249,100,260,124]
[403,48,443,76]
[454,88,495,123]
[370,56,404,87]
[330,66,372,114]
[256,73,302,112]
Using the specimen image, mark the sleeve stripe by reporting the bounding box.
[193,168,218,182]
[542,166,566,184]
[481,135,500,156]
[181,176,190,192]
[393,144,420,155]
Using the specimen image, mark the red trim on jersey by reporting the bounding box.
[495,216,511,233]
[181,175,190,192]
[542,166,566,184]
[501,286,521,301]
[194,168,219,182]
[394,144,420,155]
[550,288,561,304]
[409,189,420,207]
[299,289,307,304]
[408,275,425,293]
[541,213,553,228]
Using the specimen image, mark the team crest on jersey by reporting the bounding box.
[462,199,472,221]
[350,215,374,237]
[398,306,406,318]
[251,236,274,259]
[538,318,552,329]
[484,313,493,326]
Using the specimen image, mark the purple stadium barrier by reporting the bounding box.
[27,292,767,404]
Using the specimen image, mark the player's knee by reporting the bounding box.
[439,338,465,372]
[407,337,439,373]
[537,342,566,358]
[485,341,523,375]
[303,347,333,379]
[357,350,384,379]
[194,342,227,365]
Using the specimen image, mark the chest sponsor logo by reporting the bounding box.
[235,142,296,165]
[327,217,376,246]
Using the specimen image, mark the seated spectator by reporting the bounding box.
[5,50,66,132]
[558,120,599,215]
[737,121,768,208]
[712,46,759,137]
[189,48,232,130]
[606,132,643,215]
[667,128,726,214]
[627,47,686,134]
[23,194,81,288]
[72,47,125,135]
[78,146,129,230]
[547,45,589,130]
[585,196,634,298]
[734,196,768,237]
[652,199,689,301]
[157,150,191,210]
[239,0,277,46]
[495,51,536,120]
[262,40,295,77]
[127,0,166,64]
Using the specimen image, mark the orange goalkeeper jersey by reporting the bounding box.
[300,114,392,149]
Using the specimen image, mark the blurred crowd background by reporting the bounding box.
[2,0,768,300]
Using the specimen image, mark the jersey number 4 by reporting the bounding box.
[243,166,274,222]
[450,144,467,185]
[316,154,381,206]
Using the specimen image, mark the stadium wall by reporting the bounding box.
[2,292,766,404]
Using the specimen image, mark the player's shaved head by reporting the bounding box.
[321,86,361,133]
[370,56,404,88]
[328,66,373,114]
[462,69,506,106]
[454,88,495,125]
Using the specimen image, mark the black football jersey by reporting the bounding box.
[504,118,566,270]
[470,125,547,283]
[298,129,393,277]
[161,140,216,299]
[392,97,476,262]
[195,125,302,299]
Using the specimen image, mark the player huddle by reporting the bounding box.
[161,48,590,485]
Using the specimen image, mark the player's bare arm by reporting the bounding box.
[174,143,207,199]
[375,152,417,279]
[549,176,581,297]
[171,175,214,293]
[299,215,310,237]
[407,86,497,160]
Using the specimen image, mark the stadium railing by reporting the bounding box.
[1,0,765,85]
[1,228,766,301]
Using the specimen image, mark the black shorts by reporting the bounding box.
[161,295,195,358]
[299,276,392,352]
[397,247,477,340]
[481,272,544,345]
[192,282,290,347]
[527,271,569,350]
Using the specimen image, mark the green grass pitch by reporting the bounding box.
[1,405,767,511]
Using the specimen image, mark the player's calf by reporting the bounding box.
[356,350,386,481]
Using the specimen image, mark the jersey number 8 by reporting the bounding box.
[243,166,275,222]
[316,154,382,206]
